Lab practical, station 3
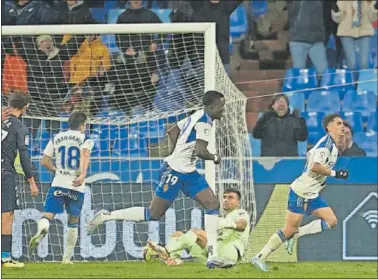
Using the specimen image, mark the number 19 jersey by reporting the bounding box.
[43,130,94,193]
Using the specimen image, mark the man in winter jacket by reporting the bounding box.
[287,0,328,74]
[253,94,308,157]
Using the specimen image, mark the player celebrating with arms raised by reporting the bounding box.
[87,90,227,268]
[251,114,349,272]
[29,112,93,264]
[146,188,250,268]
[2,93,39,268]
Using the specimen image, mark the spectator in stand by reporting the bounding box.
[332,1,378,71]
[189,0,244,74]
[324,0,343,68]
[58,0,95,58]
[339,121,366,156]
[253,94,308,157]
[27,35,70,139]
[69,34,110,85]
[112,0,163,115]
[287,0,328,74]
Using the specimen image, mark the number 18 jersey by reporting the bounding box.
[43,130,94,193]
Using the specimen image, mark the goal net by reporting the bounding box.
[2,23,254,262]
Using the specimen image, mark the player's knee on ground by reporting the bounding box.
[170,231,184,238]
[190,228,207,248]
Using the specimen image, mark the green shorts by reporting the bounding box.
[218,241,240,263]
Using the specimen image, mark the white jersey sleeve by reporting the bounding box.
[43,139,54,157]
[81,138,94,152]
[312,147,331,165]
[195,122,212,142]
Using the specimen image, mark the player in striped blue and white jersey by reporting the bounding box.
[87,90,229,268]
[251,114,349,272]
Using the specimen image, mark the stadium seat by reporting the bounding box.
[104,0,117,9]
[230,5,248,39]
[342,90,377,118]
[367,112,377,132]
[249,134,261,157]
[90,8,108,23]
[341,112,364,133]
[301,112,325,145]
[320,68,354,99]
[307,90,341,113]
[284,91,305,112]
[90,132,110,157]
[251,0,268,18]
[282,68,318,99]
[108,9,124,23]
[354,131,378,157]
[357,69,377,96]
[298,140,308,156]
[130,119,166,145]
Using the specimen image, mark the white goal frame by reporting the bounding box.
[2,22,218,194]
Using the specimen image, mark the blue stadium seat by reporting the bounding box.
[307,90,341,113]
[284,91,305,112]
[298,140,308,156]
[357,69,378,96]
[367,112,377,132]
[230,5,248,39]
[282,68,318,99]
[101,34,120,53]
[320,68,354,99]
[341,112,364,133]
[130,119,166,145]
[342,90,377,118]
[90,8,108,23]
[251,0,268,18]
[90,132,110,157]
[40,130,50,154]
[301,112,325,145]
[249,134,261,157]
[104,0,117,9]
[354,131,378,157]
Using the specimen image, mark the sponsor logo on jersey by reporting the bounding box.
[53,190,79,200]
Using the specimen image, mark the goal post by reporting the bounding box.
[2,23,254,262]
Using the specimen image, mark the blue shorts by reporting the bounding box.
[154,162,210,202]
[44,187,84,217]
[287,189,329,216]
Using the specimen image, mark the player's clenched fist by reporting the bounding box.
[334,170,349,179]
[213,154,221,164]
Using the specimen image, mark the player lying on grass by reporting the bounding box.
[251,114,349,272]
[145,188,250,268]
[29,112,94,264]
[87,91,228,268]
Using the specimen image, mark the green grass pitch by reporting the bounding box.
[2,261,377,278]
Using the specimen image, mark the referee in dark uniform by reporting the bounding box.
[1,93,39,268]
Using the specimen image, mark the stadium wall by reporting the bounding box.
[12,158,377,262]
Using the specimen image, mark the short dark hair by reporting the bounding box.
[343,121,353,135]
[323,113,341,132]
[202,90,224,106]
[223,188,241,200]
[9,93,31,109]
[68,111,87,130]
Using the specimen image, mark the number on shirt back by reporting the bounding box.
[58,146,80,170]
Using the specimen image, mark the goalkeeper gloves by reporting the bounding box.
[218,218,237,230]
[331,170,349,179]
